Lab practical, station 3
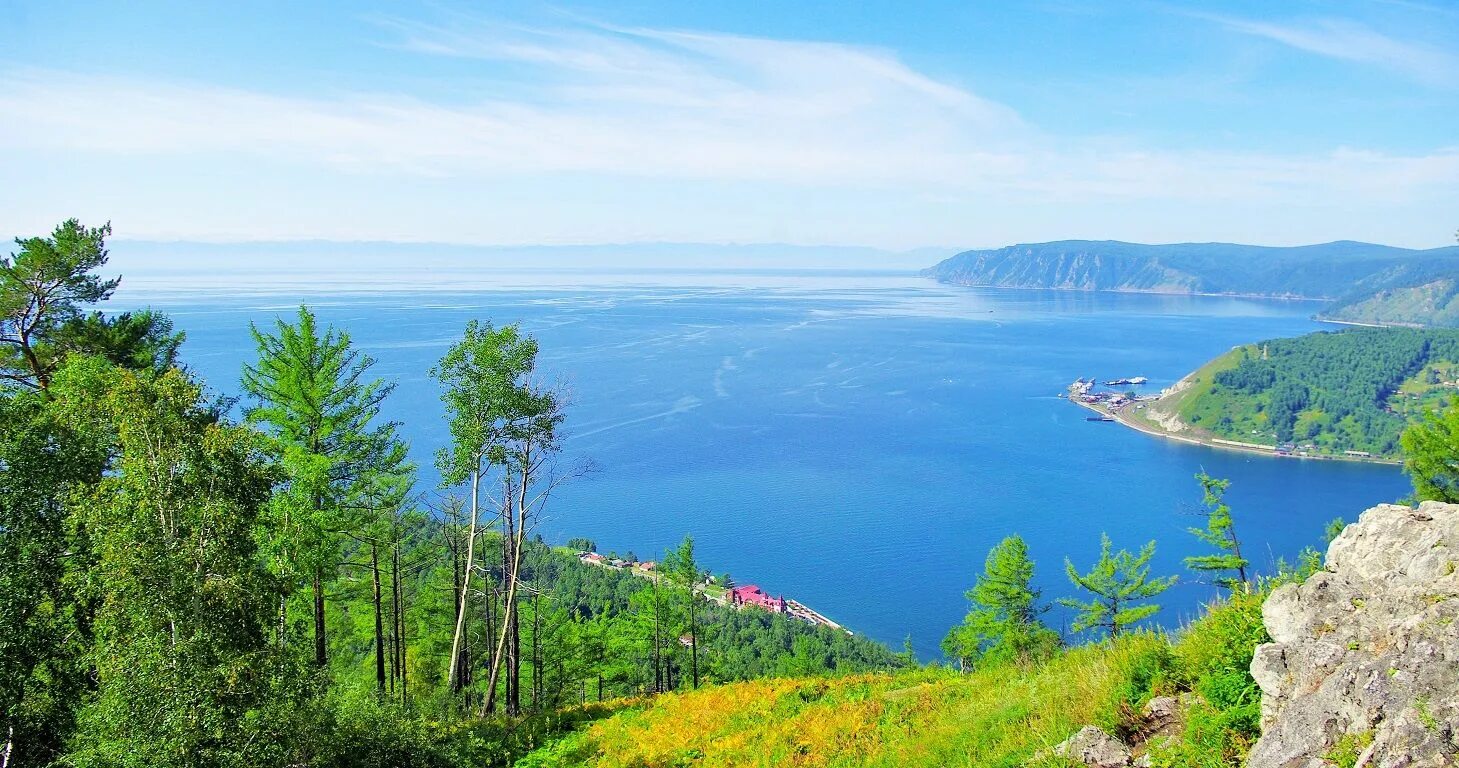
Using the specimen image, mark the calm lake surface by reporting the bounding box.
[113,271,1410,657]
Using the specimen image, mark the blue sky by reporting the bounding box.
[2,0,1456,251]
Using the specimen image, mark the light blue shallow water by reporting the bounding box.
[114,271,1410,657]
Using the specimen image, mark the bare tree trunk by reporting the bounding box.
[447,468,482,693]
[652,579,663,693]
[1231,532,1249,588]
[390,522,404,699]
[532,590,542,711]
[372,542,386,697]
[689,596,699,689]
[480,465,531,717]
[3,724,14,768]
[396,551,407,703]
[312,567,327,668]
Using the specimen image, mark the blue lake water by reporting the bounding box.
[113,271,1411,658]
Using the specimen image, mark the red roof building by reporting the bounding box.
[730,584,787,613]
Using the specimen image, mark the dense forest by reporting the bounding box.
[0,220,899,768]
[1173,327,1459,457]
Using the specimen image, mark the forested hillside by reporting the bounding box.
[922,240,1459,325]
[1151,328,1459,458]
[1319,276,1459,327]
[0,220,898,768]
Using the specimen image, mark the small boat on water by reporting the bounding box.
[1086,415,1115,422]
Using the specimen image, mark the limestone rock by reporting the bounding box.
[1050,725,1131,768]
[1142,696,1179,725]
[1247,501,1459,768]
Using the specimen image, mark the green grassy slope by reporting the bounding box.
[515,589,1274,768]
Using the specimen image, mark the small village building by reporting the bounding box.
[730,584,787,613]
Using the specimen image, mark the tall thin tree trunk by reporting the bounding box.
[447,468,482,693]
[652,579,662,693]
[532,590,542,710]
[484,574,496,692]
[390,524,402,697]
[372,542,386,697]
[313,567,327,668]
[689,597,699,689]
[480,475,529,717]
[395,537,407,703]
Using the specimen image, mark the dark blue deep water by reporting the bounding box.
[113,271,1410,657]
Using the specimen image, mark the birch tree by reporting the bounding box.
[431,321,538,700]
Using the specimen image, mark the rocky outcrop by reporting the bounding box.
[1248,501,1459,768]
[1049,726,1131,768]
[1040,699,1183,768]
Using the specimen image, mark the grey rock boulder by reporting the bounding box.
[1247,501,1459,768]
[1050,725,1131,768]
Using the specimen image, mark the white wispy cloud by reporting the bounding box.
[0,13,1455,246]
[1198,12,1459,87]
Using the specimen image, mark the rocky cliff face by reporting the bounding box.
[1248,501,1459,767]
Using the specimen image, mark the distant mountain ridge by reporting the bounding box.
[923,240,1459,324]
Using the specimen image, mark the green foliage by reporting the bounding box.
[1324,517,1348,544]
[53,362,289,768]
[1091,634,1175,742]
[1060,534,1176,638]
[0,388,104,766]
[242,305,408,669]
[0,218,181,391]
[1184,474,1249,591]
[429,320,539,485]
[1402,394,1459,502]
[1178,328,1459,456]
[1322,730,1375,768]
[942,535,1061,669]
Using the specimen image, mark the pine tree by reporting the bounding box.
[663,536,703,688]
[1,219,180,391]
[941,535,1060,669]
[1184,473,1249,591]
[242,305,404,668]
[1060,534,1176,638]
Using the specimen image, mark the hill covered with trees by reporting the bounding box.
[922,240,1459,326]
[1140,327,1459,459]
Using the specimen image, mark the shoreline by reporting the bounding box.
[927,278,1334,303]
[575,550,851,634]
[1068,396,1402,466]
